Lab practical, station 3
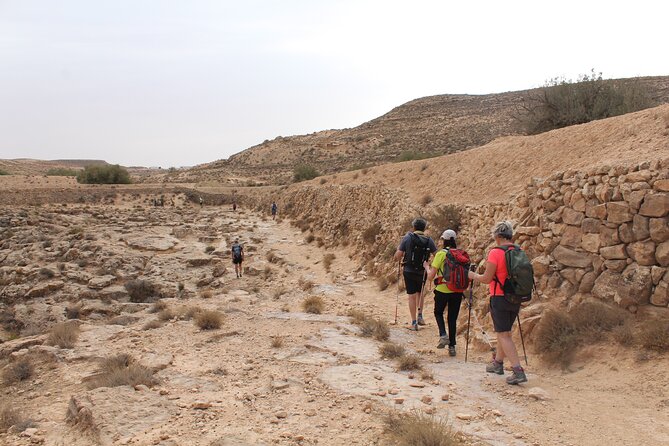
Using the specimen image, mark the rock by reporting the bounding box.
[455,413,473,421]
[528,387,550,401]
[394,398,404,405]
[388,388,399,395]
[632,215,651,241]
[649,217,669,243]
[578,271,598,293]
[409,382,425,388]
[618,223,634,244]
[607,202,632,223]
[562,208,584,226]
[531,256,551,276]
[125,234,178,251]
[585,202,607,219]
[517,226,541,236]
[650,281,669,307]
[639,194,669,217]
[628,189,649,211]
[656,241,669,267]
[275,411,288,419]
[191,401,212,410]
[654,179,669,192]
[421,396,433,405]
[186,257,211,267]
[603,260,627,272]
[581,218,602,233]
[592,265,653,307]
[560,226,582,248]
[491,409,502,417]
[140,352,173,371]
[552,245,591,268]
[600,244,627,260]
[651,266,666,285]
[99,285,128,300]
[88,275,116,290]
[581,233,601,253]
[627,241,657,266]
[27,280,64,298]
[272,380,290,391]
[599,226,620,247]
[441,394,450,401]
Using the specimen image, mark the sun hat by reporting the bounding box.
[440,229,456,240]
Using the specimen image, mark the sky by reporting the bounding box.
[1,1,668,167]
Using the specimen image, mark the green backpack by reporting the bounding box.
[493,245,534,305]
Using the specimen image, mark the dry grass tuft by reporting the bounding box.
[379,342,406,359]
[305,233,315,243]
[533,309,578,367]
[177,305,201,320]
[87,354,156,389]
[270,337,285,348]
[148,300,167,314]
[125,279,160,303]
[0,406,34,433]
[272,287,287,300]
[397,354,422,371]
[142,319,163,330]
[194,310,224,330]
[47,322,79,349]
[323,253,336,272]
[637,319,669,352]
[65,304,82,320]
[347,309,367,325]
[420,194,433,206]
[298,277,314,291]
[384,410,467,446]
[360,318,390,341]
[612,321,635,346]
[2,358,33,385]
[377,276,389,291]
[200,290,213,299]
[302,295,325,314]
[157,308,175,321]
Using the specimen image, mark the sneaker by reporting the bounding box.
[411,322,419,331]
[437,337,448,349]
[448,346,456,357]
[486,360,504,375]
[506,369,527,385]
[417,316,426,326]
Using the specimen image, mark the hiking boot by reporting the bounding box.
[411,322,419,331]
[448,346,456,357]
[437,337,448,349]
[486,360,504,375]
[417,316,426,326]
[506,369,527,385]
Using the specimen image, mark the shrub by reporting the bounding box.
[205,245,215,253]
[302,295,324,314]
[612,322,634,346]
[143,319,163,330]
[348,309,368,325]
[2,358,33,385]
[272,287,287,300]
[293,164,320,182]
[125,279,159,303]
[637,319,669,352]
[48,322,79,349]
[533,310,578,367]
[429,205,461,233]
[384,410,467,446]
[194,310,224,330]
[571,300,628,340]
[0,169,9,176]
[359,318,390,341]
[323,253,336,272]
[76,164,131,184]
[362,223,382,244]
[397,354,422,371]
[87,354,156,389]
[377,276,389,291]
[298,277,314,291]
[65,304,82,320]
[305,234,315,243]
[516,71,655,135]
[38,267,55,279]
[380,342,405,359]
[46,168,79,176]
[0,406,33,433]
[148,300,167,314]
[270,337,284,348]
[200,290,213,299]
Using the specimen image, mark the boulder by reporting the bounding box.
[98,285,129,301]
[603,260,627,272]
[651,266,666,285]
[626,241,656,266]
[607,202,632,223]
[599,226,620,247]
[654,179,669,192]
[585,202,607,219]
[560,226,583,248]
[516,226,541,237]
[627,190,649,211]
[656,241,669,267]
[562,208,584,226]
[552,245,591,268]
[649,217,669,243]
[581,233,601,253]
[125,234,179,251]
[600,244,627,260]
[639,194,669,218]
[578,271,598,293]
[186,257,211,267]
[650,281,669,307]
[531,255,551,276]
[581,218,602,233]
[88,275,116,290]
[618,223,634,244]
[26,280,64,298]
[592,264,652,307]
[632,215,650,241]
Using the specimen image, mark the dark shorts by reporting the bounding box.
[403,271,426,295]
[489,296,520,332]
[232,257,243,265]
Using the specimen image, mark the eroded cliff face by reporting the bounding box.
[249,157,669,317]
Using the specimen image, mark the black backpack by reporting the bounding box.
[232,244,243,261]
[405,233,431,270]
[493,245,534,305]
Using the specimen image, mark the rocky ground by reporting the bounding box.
[1,201,668,446]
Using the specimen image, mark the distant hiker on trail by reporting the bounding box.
[468,221,528,385]
[425,229,470,356]
[199,196,204,207]
[271,202,278,220]
[231,240,244,278]
[394,218,437,331]
[232,201,237,212]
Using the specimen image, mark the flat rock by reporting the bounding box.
[125,234,179,251]
[528,387,550,401]
[456,413,473,421]
[88,275,116,290]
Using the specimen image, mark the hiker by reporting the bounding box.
[232,201,237,212]
[271,202,277,220]
[424,229,470,356]
[199,196,204,207]
[468,221,528,385]
[394,218,437,330]
[231,239,244,278]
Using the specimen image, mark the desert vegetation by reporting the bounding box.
[384,410,467,446]
[76,164,131,184]
[293,164,320,182]
[87,354,156,389]
[302,295,324,314]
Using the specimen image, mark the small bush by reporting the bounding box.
[319,178,327,185]
[302,296,324,314]
[178,306,201,320]
[125,279,159,303]
[143,319,163,330]
[384,410,467,446]
[157,308,175,321]
[88,354,156,389]
[205,245,215,254]
[612,322,634,346]
[38,267,55,279]
[200,290,213,299]
[298,277,314,291]
[637,319,669,352]
[0,169,9,176]
[272,287,287,300]
[323,253,336,272]
[380,342,405,359]
[293,164,320,182]
[360,318,390,341]
[533,310,578,367]
[377,276,389,291]
[571,300,628,340]
[429,205,461,233]
[46,167,79,176]
[65,304,82,320]
[194,310,224,330]
[0,406,25,433]
[362,223,382,244]
[397,354,422,371]
[395,151,433,162]
[305,234,315,243]
[76,164,131,184]
[48,322,79,349]
[2,358,34,385]
[420,194,433,206]
[271,337,284,348]
[148,300,167,314]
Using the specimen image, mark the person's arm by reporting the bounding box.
[425,262,437,282]
[468,261,497,284]
[393,249,404,262]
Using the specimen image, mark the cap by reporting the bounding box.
[440,229,456,240]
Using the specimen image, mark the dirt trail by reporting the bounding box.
[2,205,668,446]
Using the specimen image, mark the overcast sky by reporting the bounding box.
[1,1,667,167]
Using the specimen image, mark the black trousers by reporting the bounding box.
[433,290,463,346]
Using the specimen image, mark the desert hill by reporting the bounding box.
[0,159,108,176]
[164,75,669,185]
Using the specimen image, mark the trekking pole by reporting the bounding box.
[393,262,401,325]
[465,280,473,363]
[517,314,528,366]
[417,268,428,329]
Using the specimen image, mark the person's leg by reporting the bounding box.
[417,273,427,322]
[433,291,447,337]
[407,293,418,324]
[446,293,463,347]
[496,332,520,366]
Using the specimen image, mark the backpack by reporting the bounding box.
[405,233,431,270]
[435,248,471,292]
[493,245,534,305]
[232,244,243,261]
